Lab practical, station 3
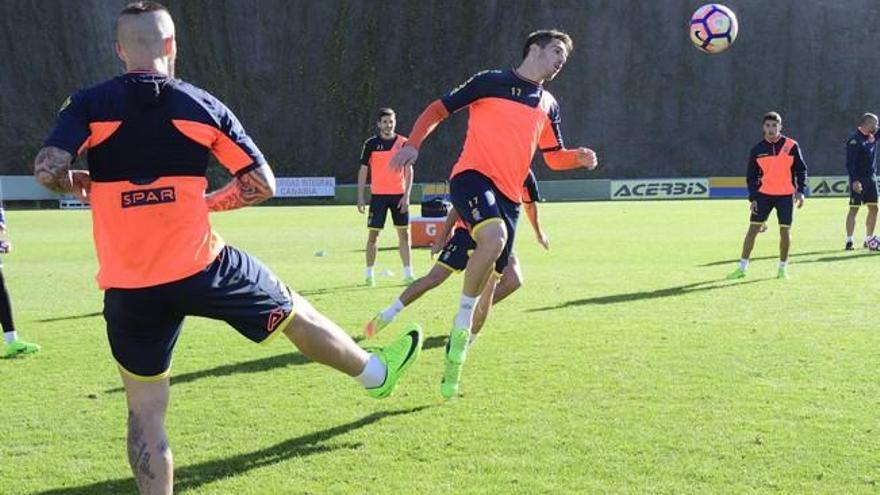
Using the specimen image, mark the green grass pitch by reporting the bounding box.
[2,198,878,494]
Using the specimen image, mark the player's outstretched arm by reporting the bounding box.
[206,164,276,212]
[390,100,450,170]
[543,147,598,171]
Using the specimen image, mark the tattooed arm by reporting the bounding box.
[33,146,92,203]
[33,146,74,193]
[205,164,276,212]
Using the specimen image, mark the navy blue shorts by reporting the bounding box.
[850,178,879,206]
[368,194,409,230]
[437,228,477,272]
[449,170,520,273]
[104,245,294,380]
[751,193,794,227]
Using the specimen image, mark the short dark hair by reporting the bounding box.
[119,1,168,16]
[522,30,573,60]
[377,108,395,120]
[763,111,782,124]
[860,113,878,126]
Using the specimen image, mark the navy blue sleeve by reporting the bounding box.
[522,170,541,203]
[360,138,375,166]
[44,92,91,156]
[213,99,267,174]
[746,148,760,202]
[845,137,860,180]
[791,143,807,194]
[539,102,564,152]
[440,71,495,114]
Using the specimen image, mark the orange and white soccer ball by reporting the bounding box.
[689,4,739,54]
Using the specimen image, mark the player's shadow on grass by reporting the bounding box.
[297,283,407,296]
[36,311,102,323]
[699,249,838,267]
[34,406,432,495]
[797,251,878,264]
[529,278,768,312]
[105,334,448,394]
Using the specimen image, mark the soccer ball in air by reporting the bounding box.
[689,4,739,54]
[867,236,880,251]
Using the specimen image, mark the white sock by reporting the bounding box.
[403,266,414,278]
[739,259,749,271]
[847,236,854,242]
[779,261,788,269]
[468,333,478,346]
[3,331,16,344]
[365,266,374,278]
[381,298,405,321]
[453,295,479,330]
[355,354,387,389]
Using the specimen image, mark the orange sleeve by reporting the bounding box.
[406,100,450,150]
[543,149,583,170]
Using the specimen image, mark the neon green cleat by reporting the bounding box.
[403,276,415,286]
[364,312,393,338]
[440,326,471,400]
[777,268,789,280]
[366,324,423,399]
[3,339,40,358]
[365,276,376,287]
[726,268,746,280]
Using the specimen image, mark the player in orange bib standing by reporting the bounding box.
[357,108,414,287]
[728,111,807,280]
[390,30,598,399]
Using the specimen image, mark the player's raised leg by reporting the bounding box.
[283,290,422,399]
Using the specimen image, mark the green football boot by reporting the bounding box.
[3,339,40,358]
[777,267,789,280]
[726,267,746,280]
[365,276,376,287]
[440,326,471,400]
[366,324,423,399]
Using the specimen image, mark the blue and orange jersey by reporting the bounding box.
[44,72,267,289]
[440,69,563,204]
[845,129,880,181]
[360,134,408,194]
[746,135,807,200]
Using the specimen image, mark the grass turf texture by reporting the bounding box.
[2,199,878,494]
